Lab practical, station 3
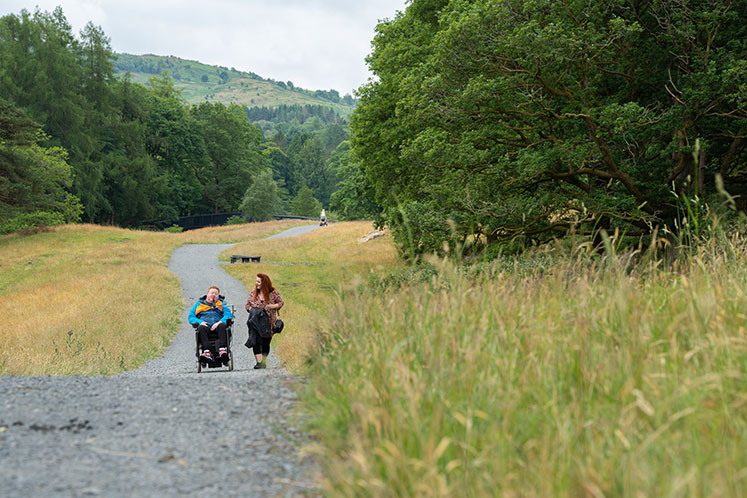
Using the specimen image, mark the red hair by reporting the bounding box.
[254,273,275,302]
[207,285,220,294]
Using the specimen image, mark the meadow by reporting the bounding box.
[221,221,398,373]
[0,220,315,375]
[1,220,744,496]
[299,234,747,497]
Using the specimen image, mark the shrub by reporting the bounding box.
[0,211,65,235]
[225,215,245,225]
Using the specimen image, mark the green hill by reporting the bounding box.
[113,53,355,116]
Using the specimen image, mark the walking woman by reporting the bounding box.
[245,273,284,369]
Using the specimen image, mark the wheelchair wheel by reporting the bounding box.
[196,360,202,373]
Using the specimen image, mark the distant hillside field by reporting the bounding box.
[114,53,355,116]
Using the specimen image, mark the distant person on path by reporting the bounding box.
[320,208,327,226]
[245,273,284,369]
[189,286,232,362]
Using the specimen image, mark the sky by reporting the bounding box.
[1,1,408,95]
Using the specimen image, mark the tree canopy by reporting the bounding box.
[0,98,82,232]
[351,0,747,256]
[291,185,322,217]
[239,168,282,221]
[0,7,274,230]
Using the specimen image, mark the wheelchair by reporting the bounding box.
[193,300,235,373]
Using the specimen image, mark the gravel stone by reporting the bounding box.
[0,225,321,497]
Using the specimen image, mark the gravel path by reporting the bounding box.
[0,225,321,497]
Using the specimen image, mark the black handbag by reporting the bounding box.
[274,318,284,334]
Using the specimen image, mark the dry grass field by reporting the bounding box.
[0,220,315,375]
[222,221,400,372]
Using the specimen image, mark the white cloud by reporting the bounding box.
[1,0,406,94]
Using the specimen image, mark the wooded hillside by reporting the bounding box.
[113,53,355,115]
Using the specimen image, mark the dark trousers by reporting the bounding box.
[253,335,272,356]
[197,322,227,351]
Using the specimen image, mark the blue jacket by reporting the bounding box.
[189,298,232,327]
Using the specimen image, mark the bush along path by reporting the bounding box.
[0,226,321,497]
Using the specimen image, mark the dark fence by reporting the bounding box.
[140,213,328,231]
[140,213,242,231]
[275,215,330,222]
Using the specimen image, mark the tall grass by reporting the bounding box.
[302,235,747,497]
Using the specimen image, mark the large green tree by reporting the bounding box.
[261,143,296,209]
[291,185,322,217]
[239,168,281,221]
[330,141,380,220]
[0,98,82,232]
[99,75,162,226]
[190,102,263,213]
[0,8,107,221]
[296,135,337,207]
[144,83,205,218]
[352,0,747,256]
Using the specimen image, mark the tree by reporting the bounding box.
[330,141,379,220]
[261,143,297,208]
[145,88,205,218]
[291,185,322,217]
[352,0,747,257]
[79,22,114,113]
[190,102,263,213]
[0,98,82,233]
[350,0,449,243]
[148,71,181,99]
[99,76,161,226]
[295,135,337,207]
[320,122,348,155]
[239,169,281,221]
[0,7,106,222]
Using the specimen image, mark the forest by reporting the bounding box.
[0,7,347,233]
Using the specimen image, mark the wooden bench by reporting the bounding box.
[230,255,261,264]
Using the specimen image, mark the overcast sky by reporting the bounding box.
[1,1,408,95]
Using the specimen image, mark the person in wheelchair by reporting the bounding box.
[189,285,233,362]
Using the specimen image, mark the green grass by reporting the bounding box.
[301,237,747,497]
